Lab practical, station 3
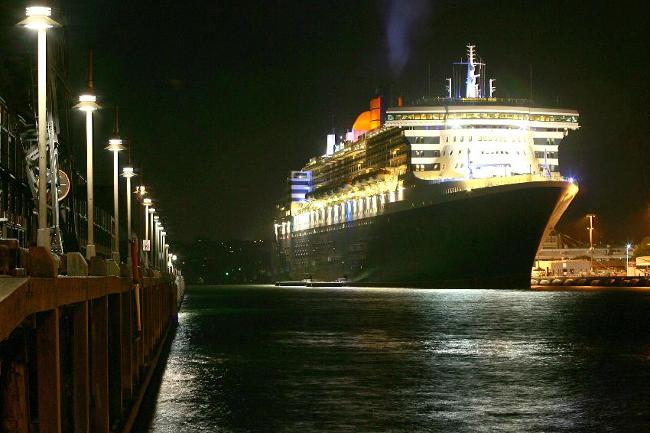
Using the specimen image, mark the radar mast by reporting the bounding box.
[465,45,480,98]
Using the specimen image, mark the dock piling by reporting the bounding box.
[0,275,180,433]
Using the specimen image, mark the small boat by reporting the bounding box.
[275,278,348,287]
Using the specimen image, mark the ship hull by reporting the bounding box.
[275,180,577,289]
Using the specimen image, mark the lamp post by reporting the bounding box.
[19,6,60,249]
[587,213,596,273]
[136,185,146,242]
[157,225,164,270]
[122,167,136,256]
[159,228,166,269]
[153,217,160,269]
[159,231,167,270]
[626,244,632,277]
[142,198,152,267]
[106,109,125,262]
[74,52,101,259]
[147,207,156,266]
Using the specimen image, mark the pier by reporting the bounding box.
[0,270,181,433]
[531,276,650,288]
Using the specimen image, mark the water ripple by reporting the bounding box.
[140,285,650,432]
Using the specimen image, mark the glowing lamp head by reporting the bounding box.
[27,6,52,16]
[149,207,156,214]
[153,216,160,221]
[74,94,100,112]
[143,197,152,206]
[122,166,136,178]
[568,177,575,184]
[106,137,125,152]
[19,6,60,30]
[164,243,169,248]
[172,254,178,261]
[136,185,147,196]
[626,244,632,250]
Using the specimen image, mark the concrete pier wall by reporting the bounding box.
[0,275,179,433]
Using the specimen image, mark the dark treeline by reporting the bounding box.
[175,238,273,285]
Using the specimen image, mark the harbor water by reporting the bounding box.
[137,285,650,432]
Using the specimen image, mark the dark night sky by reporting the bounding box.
[3,1,649,246]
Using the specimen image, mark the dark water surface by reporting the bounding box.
[138,285,650,432]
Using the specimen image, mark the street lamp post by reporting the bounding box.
[136,186,146,237]
[156,221,165,271]
[159,228,165,270]
[153,216,160,269]
[159,228,165,269]
[148,208,156,267]
[74,52,101,259]
[106,109,125,262]
[143,199,152,267]
[157,224,164,270]
[587,213,596,273]
[626,244,632,277]
[171,254,177,274]
[160,230,167,270]
[19,6,60,249]
[122,167,136,259]
[157,229,162,269]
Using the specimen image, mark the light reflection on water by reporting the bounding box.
[139,285,650,432]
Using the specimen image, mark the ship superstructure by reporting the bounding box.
[274,45,580,288]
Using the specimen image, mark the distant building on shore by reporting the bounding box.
[535,229,629,276]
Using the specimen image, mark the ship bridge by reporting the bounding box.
[384,45,579,181]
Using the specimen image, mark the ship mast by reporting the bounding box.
[450,44,494,99]
[465,45,479,98]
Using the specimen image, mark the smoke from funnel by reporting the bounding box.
[385,0,432,76]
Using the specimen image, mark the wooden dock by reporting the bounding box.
[0,275,180,433]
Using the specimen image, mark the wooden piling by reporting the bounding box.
[36,308,62,433]
[107,292,122,426]
[120,288,133,404]
[90,296,109,433]
[72,301,90,433]
[0,333,30,433]
[0,275,180,432]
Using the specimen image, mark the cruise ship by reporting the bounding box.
[274,45,580,288]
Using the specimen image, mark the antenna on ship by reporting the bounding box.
[529,64,533,102]
[465,44,479,98]
[427,61,431,97]
[489,78,496,98]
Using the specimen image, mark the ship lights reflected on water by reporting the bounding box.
[143,286,650,432]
